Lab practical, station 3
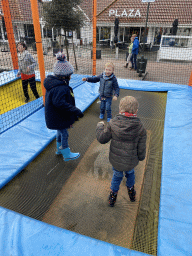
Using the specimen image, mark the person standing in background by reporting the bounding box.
[130,34,140,71]
[17,42,40,103]
[124,36,134,68]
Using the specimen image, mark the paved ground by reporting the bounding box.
[0,45,191,85]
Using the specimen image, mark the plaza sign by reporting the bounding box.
[109,9,141,18]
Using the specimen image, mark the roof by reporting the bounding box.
[0,0,42,22]
[0,0,21,21]
[80,0,114,20]
[96,0,192,26]
[0,0,191,26]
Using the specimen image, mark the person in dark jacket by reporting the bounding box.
[96,96,146,207]
[82,62,120,122]
[130,34,140,71]
[44,52,84,161]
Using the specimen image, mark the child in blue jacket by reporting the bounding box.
[82,62,120,122]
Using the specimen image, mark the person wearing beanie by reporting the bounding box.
[44,52,84,161]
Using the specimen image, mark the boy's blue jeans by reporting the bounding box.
[110,167,135,193]
[56,129,69,149]
[100,96,112,119]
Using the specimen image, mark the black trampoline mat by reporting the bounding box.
[0,89,167,255]
[42,135,150,248]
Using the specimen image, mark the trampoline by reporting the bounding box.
[0,74,192,256]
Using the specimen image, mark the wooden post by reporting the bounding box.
[189,71,192,86]
[30,0,46,104]
[1,0,18,70]
[92,0,97,76]
[143,2,150,49]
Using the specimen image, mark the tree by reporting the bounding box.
[43,0,85,61]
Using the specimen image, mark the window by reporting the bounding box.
[154,27,162,45]
[24,24,35,38]
[100,27,110,40]
[76,28,81,39]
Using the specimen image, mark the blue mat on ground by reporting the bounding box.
[0,77,192,256]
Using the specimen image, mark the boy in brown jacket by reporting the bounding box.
[96,96,146,207]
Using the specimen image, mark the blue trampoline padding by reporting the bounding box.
[0,97,43,134]
[0,207,149,256]
[74,80,100,112]
[0,80,99,189]
[0,71,87,89]
[0,70,18,87]
[1,77,192,256]
[119,80,192,255]
[35,72,88,89]
[158,218,192,256]
[0,108,56,189]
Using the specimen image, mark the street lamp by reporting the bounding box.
[142,0,155,49]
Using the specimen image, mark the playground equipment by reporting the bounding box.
[0,0,192,255]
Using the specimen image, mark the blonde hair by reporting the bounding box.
[105,62,114,70]
[119,96,139,114]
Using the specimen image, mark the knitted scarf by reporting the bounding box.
[103,72,114,80]
[121,112,137,117]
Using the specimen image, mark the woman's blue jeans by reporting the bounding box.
[56,129,69,149]
[130,53,137,70]
[100,96,112,119]
[110,167,135,193]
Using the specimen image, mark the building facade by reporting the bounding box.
[0,0,192,49]
[93,0,192,48]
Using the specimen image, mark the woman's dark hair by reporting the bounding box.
[18,41,27,50]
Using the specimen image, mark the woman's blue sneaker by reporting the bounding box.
[107,118,111,122]
[99,114,104,119]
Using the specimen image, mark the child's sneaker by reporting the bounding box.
[108,191,117,207]
[107,118,111,122]
[99,114,104,119]
[127,186,136,202]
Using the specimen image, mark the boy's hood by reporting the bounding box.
[44,75,68,91]
[110,114,142,140]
